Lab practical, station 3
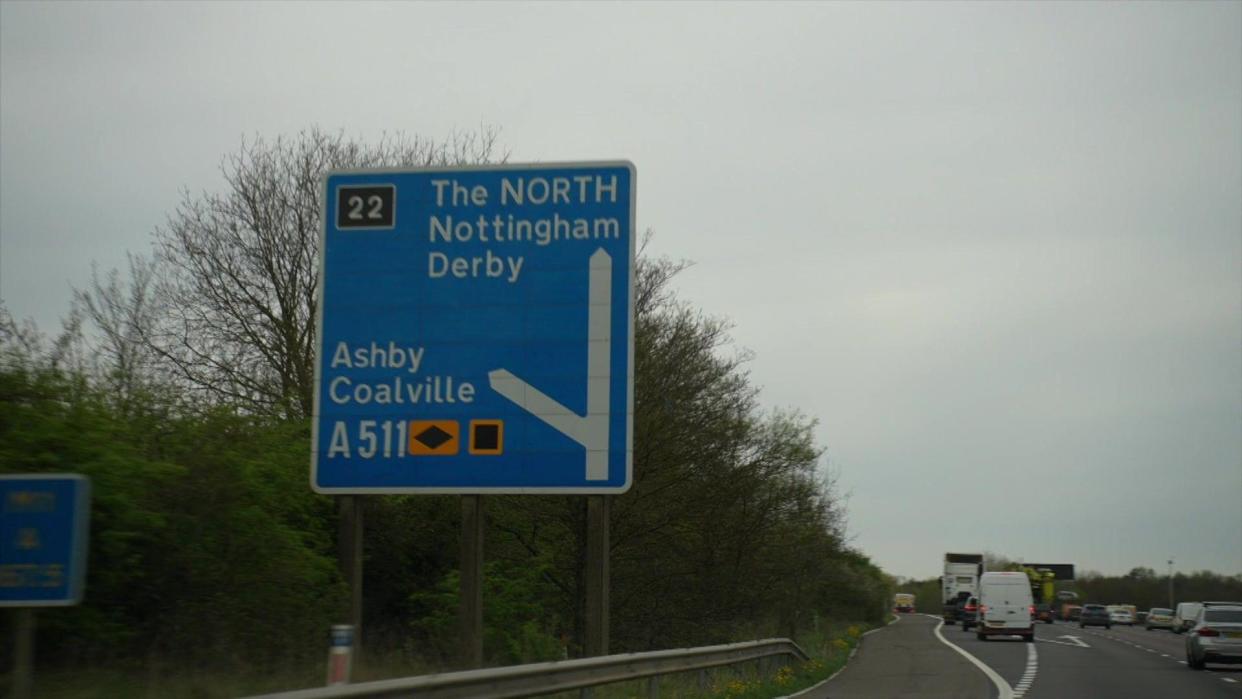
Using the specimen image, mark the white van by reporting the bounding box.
[1173,602,1203,634]
[976,571,1035,642]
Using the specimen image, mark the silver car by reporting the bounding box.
[1109,609,1134,626]
[1145,607,1174,630]
[1185,604,1242,669]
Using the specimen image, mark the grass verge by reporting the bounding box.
[12,620,880,698]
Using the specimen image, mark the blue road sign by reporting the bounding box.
[312,162,635,493]
[0,474,91,606]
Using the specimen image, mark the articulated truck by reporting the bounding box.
[941,552,984,625]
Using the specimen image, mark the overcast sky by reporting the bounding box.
[2,2,1239,580]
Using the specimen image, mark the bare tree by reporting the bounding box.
[0,300,89,379]
[146,127,504,418]
[73,253,162,411]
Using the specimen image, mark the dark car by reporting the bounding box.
[1035,603,1055,624]
[943,591,970,625]
[958,596,980,630]
[942,600,958,625]
[1080,603,1112,629]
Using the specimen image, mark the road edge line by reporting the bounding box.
[925,614,1014,699]
[781,615,900,699]
[864,613,901,637]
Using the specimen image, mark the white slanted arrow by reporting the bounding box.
[1038,635,1090,648]
[488,249,612,481]
[1059,635,1090,647]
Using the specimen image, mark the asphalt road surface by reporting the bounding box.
[802,613,994,699]
[798,614,1242,698]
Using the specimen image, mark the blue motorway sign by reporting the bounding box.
[312,162,634,493]
[0,474,91,606]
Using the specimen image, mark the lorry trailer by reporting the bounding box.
[942,552,984,625]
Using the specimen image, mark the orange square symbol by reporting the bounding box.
[469,420,503,455]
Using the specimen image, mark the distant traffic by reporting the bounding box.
[888,552,1242,671]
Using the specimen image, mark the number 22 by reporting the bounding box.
[347,195,384,220]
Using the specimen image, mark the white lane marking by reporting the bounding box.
[864,613,901,637]
[1090,631,1188,662]
[1222,678,1237,683]
[1013,642,1039,698]
[928,616,1014,699]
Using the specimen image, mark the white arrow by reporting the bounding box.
[1037,635,1091,648]
[488,248,611,481]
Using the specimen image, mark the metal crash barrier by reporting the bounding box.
[244,638,809,699]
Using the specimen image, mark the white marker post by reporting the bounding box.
[326,625,354,685]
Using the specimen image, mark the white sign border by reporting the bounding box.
[309,160,636,495]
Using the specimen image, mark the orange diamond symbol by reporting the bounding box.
[408,420,460,456]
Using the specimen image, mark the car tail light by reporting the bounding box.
[1029,606,1036,615]
[1197,628,1220,637]
[965,604,977,612]
[980,605,989,613]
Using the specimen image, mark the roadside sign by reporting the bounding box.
[312,162,635,493]
[0,474,91,606]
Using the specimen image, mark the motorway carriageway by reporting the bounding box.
[796,613,1241,699]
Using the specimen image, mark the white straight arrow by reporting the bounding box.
[488,248,611,480]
